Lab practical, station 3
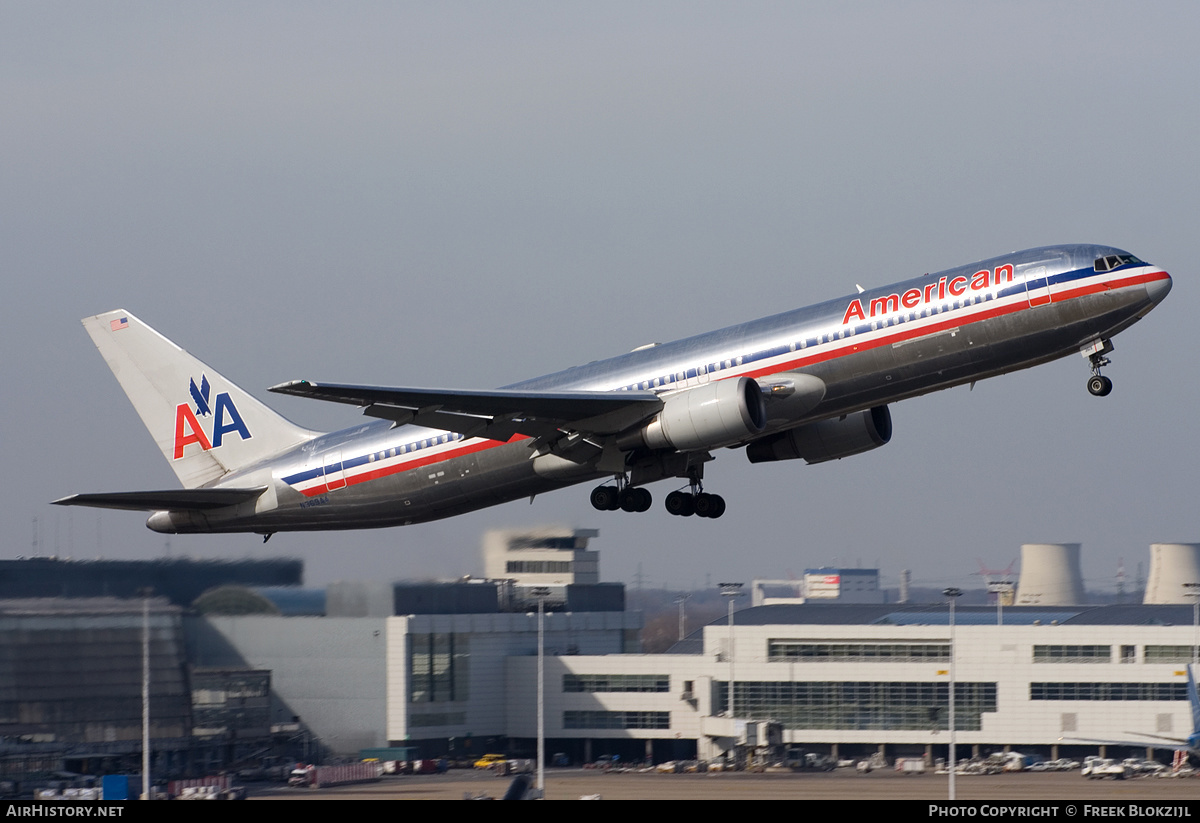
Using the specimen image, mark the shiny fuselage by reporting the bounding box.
[154,244,1170,534]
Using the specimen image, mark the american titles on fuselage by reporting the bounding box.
[841,264,1014,325]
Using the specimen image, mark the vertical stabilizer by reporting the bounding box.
[82,310,319,488]
[1188,664,1200,738]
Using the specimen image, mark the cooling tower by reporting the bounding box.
[1142,543,1200,604]
[1015,543,1085,606]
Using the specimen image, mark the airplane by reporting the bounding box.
[1062,664,1200,763]
[54,244,1171,538]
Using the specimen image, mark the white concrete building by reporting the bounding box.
[190,602,1199,763]
[190,609,641,757]
[509,603,1198,762]
[482,528,601,608]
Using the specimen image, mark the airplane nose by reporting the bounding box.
[1146,272,1172,305]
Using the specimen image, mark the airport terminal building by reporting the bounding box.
[194,601,1198,763]
[2,541,1196,774]
[514,603,1198,762]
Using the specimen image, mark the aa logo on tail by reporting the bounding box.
[173,374,252,459]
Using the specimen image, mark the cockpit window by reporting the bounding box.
[1094,254,1144,272]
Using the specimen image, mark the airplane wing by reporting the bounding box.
[53,487,267,512]
[1060,733,1193,752]
[268,380,664,443]
[1059,667,1200,754]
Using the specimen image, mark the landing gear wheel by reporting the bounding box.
[619,488,639,513]
[1087,375,1112,397]
[633,487,652,512]
[590,485,620,511]
[665,491,695,517]
[694,493,727,519]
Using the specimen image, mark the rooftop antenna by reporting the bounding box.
[975,557,1016,606]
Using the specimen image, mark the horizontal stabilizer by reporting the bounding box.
[52,487,267,512]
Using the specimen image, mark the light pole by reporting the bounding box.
[943,587,962,801]
[988,580,1013,627]
[140,588,152,801]
[719,583,744,717]
[532,586,551,799]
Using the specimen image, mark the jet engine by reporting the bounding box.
[616,377,767,453]
[746,405,892,464]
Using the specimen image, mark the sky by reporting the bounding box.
[2,2,1196,595]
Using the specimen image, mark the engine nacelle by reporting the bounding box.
[617,377,767,453]
[746,405,892,464]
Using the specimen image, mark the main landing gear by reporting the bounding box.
[590,482,652,513]
[589,468,726,518]
[1082,338,1114,397]
[664,489,726,518]
[664,471,726,519]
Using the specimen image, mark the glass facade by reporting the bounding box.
[714,680,997,731]
[563,674,670,693]
[768,641,949,662]
[1030,682,1187,701]
[1144,646,1194,664]
[409,633,469,704]
[563,711,670,730]
[410,711,467,727]
[191,669,271,738]
[506,561,573,574]
[1032,645,1111,663]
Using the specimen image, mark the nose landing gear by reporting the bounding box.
[1087,374,1113,397]
[1082,338,1114,397]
